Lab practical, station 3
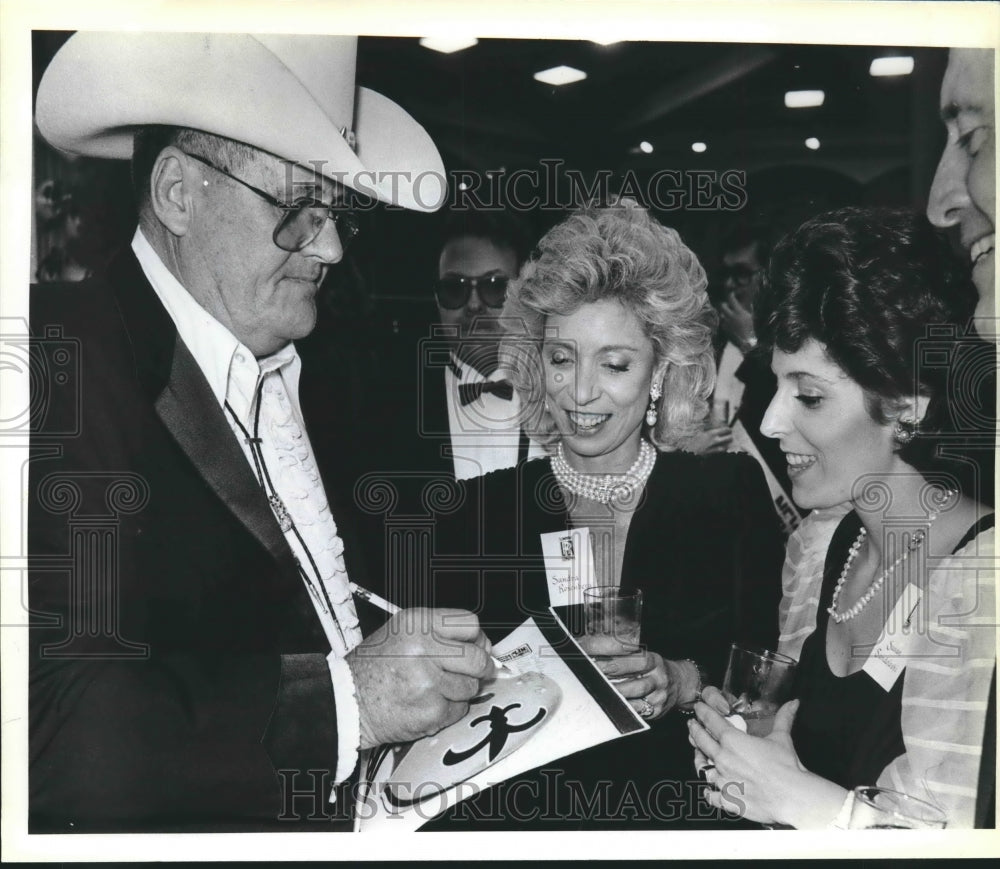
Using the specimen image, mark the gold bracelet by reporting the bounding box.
[677,658,709,714]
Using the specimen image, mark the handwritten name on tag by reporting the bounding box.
[540,528,596,607]
[863,582,922,692]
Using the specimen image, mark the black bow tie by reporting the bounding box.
[459,379,514,405]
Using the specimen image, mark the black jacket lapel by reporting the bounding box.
[154,337,296,568]
[109,248,296,573]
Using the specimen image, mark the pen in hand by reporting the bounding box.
[349,582,516,676]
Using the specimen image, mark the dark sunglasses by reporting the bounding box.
[717,264,761,286]
[182,151,360,252]
[435,274,509,310]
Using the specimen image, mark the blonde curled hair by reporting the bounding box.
[501,198,717,452]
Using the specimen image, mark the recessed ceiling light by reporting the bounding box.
[534,65,587,86]
[869,56,914,77]
[639,141,654,154]
[785,89,825,109]
[691,142,707,153]
[458,181,470,191]
[419,36,478,54]
[805,137,821,150]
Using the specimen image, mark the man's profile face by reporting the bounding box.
[186,149,346,357]
[437,235,519,374]
[928,48,995,337]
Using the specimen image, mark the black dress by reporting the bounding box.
[792,511,997,790]
[414,450,786,829]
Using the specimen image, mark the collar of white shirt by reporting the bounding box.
[444,353,547,480]
[131,228,302,422]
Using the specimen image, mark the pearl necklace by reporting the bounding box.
[551,439,656,504]
[828,489,956,624]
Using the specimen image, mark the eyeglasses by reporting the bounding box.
[718,264,761,287]
[182,151,360,252]
[435,274,509,310]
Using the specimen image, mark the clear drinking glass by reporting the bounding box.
[721,644,798,737]
[848,786,947,829]
[582,586,643,650]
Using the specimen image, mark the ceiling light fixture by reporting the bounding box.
[639,141,654,154]
[869,56,914,77]
[805,137,821,150]
[691,142,707,153]
[785,89,825,109]
[419,36,478,54]
[534,65,587,86]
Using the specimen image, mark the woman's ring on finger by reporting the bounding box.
[636,699,655,718]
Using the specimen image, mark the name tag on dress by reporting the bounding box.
[540,528,596,607]
[862,582,922,691]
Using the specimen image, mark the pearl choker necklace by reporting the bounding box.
[828,489,956,624]
[551,439,656,504]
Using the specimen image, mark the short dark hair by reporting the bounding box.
[720,220,776,268]
[755,206,978,472]
[439,209,530,269]
[131,126,259,210]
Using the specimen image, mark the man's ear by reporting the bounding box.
[149,147,196,237]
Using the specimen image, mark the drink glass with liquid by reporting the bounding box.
[721,645,797,737]
[583,586,642,651]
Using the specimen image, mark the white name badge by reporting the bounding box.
[862,582,923,692]
[540,528,596,607]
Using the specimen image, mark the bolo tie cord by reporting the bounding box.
[224,387,347,650]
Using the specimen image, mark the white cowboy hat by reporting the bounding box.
[35,32,446,212]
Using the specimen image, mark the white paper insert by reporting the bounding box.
[862,582,923,691]
[540,528,596,607]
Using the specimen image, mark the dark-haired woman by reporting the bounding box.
[690,208,995,828]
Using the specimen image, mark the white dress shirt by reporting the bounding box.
[132,228,361,786]
[444,354,545,480]
[714,341,746,418]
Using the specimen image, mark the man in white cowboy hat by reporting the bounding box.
[29,32,493,832]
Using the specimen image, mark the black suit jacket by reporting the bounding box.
[28,250,383,832]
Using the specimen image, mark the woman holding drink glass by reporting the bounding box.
[689,208,995,828]
[426,199,784,828]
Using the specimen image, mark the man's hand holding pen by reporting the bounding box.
[347,608,496,749]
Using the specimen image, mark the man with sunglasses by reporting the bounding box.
[426,211,545,480]
[692,221,805,530]
[690,223,769,457]
[29,32,494,833]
